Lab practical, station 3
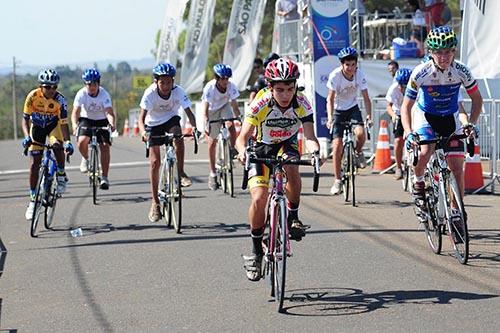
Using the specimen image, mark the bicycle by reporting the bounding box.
[146,132,198,233]
[401,148,414,192]
[24,142,69,237]
[413,133,474,264]
[79,125,110,205]
[336,121,369,207]
[209,117,240,197]
[242,147,320,313]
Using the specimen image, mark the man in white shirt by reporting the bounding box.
[326,47,372,195]
[201,63,241,190]
[71,68,116,190]
[138,63,198,222]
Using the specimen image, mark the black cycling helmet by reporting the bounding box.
[264,52,280,68]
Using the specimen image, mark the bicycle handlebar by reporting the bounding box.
[145,132,198,158]
[412,133,475,165]
[22,141,71,162]
[208,117,241,124]
[241,151,320,192]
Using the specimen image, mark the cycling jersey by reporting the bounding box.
[326,67,368,110]
[23,88,68,127]
[73,86,112,120]
[245,89,313,145]
[140,84,192,127]
[202,79,240,112]
[405,60,478,116]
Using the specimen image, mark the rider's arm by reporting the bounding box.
[361,89,372,120]
[468,88,483,125]
[386,102,396,120]
[61,123,71,142]
[230,99,241,118]
[326,89,335,125]
[183,107,197,129]
[71,106,81,135]
[138,108,147,138]
[235,121,255,162]
[104,107,116,132]
[458,101,468,125]
[302,122,320,153]
[201,101,209,124]
[400,97,415,136]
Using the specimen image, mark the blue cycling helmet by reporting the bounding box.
[152,63,176,77]
[395,68,412,85]
[82,68,101,82]
[213,63,233,78]
[38,69,60,85]
[337,47,358,60]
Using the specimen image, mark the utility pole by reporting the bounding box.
[12,56,18,140]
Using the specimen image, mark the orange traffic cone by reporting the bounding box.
[132,120,139,137]
[372,120,392,172]
[122,119,130,137]
[464,142,484,193]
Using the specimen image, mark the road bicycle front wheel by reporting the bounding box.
[170,159,182,233]
[272,198,287,313]
[341,144,351,201]
[44,177,58,230]
[31,168,47,237]
[223,139,234,197]
[444,173,469,264]
[350,144,357,207]
[423,170,442,254]
[90,146,99,205]
[402,160,410,192]
[218,139,228,193]
[159,159,170,226]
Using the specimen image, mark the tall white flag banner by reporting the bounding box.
[180,0,216,93]
[156,0,188,65]
[461,0,500,80]
[223,0,268,90]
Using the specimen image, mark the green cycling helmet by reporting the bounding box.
[426,26,457,50]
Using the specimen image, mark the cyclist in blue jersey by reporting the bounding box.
[401,26,483,206]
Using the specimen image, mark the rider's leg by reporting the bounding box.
[170,125,186,175]
[447,155,465,198]
[332,137,343,180]
[227,121,237,147]
[99,143,110,177]
[354,125,366,153]
[207,136,217,174]
[394,137,404,168]
[249,186,269,254]
[78,136,90,160]
[149,145,162,205]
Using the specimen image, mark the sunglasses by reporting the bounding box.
[42,85,58,90]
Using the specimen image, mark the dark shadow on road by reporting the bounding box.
[356,200,414,208]
[280,287,498,316]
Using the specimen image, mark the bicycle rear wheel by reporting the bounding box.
[90,146,99,205]
[224,139,234,197]
[445,173,469,264]
[169,159,182,233]
[341,144,351,201]
[31,168,47,237]
[272,198,287,312]
[44,177,58,230]
[423,171,442,254]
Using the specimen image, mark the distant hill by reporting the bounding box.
[0,57,156,76]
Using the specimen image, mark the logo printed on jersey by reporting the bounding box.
[454,63,472,81]
[265,117,298,128]
[269,129,292,138]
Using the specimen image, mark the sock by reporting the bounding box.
[287,201,299,221]
[57,167,65,175]
[209,171,217,177]
[29,189,36,201]
[251,228,264,255]
[413,175,424,183]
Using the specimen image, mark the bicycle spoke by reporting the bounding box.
[31,169,46,237]
[171,160,182,233]
[273,199,287,312]
[423,169,442,254]
[446,173,469,264]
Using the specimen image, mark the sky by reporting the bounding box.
[0,0,168,70]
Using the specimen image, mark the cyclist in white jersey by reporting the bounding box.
[201,63,241,190]
[71,68,116,189]
[326,46,372,195]
[401,26,483,206]
[386,68,412,180]
[138,63,198,222]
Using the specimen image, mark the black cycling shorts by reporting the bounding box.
[146,116,181,146]
[78,118,111,144]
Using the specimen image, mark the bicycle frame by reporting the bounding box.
[267,165,291,258]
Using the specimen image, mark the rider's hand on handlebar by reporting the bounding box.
[405,132,418,150]
[237,149,246,165]
[141,131,150,143]
[326,119,333,130]
[365,116,373,128]
[462,123,479,138]
[22,135,32,149]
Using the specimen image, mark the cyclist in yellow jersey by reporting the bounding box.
[236,58,321,281]
[22,69,73,220]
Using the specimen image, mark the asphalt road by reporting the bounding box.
[1,137,499,332]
